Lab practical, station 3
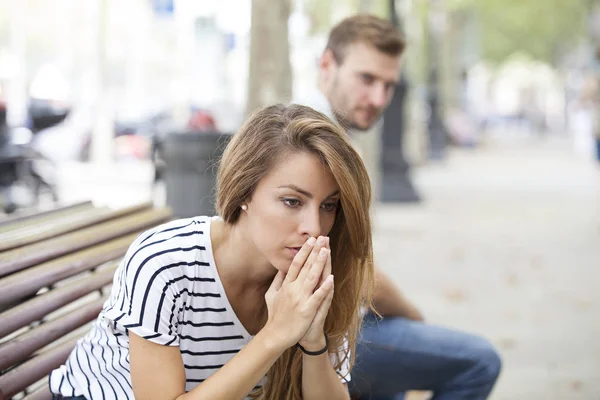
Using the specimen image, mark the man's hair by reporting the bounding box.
[325,14,406,64]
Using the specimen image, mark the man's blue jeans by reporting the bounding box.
[349,313,502,400]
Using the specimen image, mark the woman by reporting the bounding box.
[49,104,375,400]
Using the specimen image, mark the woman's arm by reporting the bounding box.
[301,341,350,400]
[300,238,350,400]
[131,238,334,400]
[130,328,286,400]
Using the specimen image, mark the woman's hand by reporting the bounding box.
[262,236,334,351]
[298,236,334,352]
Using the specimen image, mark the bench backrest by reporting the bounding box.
[0,201,172,400]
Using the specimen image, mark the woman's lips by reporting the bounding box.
[286,247,301,256]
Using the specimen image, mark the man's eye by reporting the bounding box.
[283,199,301,207]
[361,74,374,84]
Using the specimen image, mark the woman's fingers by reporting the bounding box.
[295,237,323,282]
[312,278,335,324]
[267,270,285,293]
[285,237,316,283]
[302,248,329,296]
[307,274,334,310]
[320,237,332,285]
[265,270,285,306]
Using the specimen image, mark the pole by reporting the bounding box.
[380,0,421,203]
[426,0,446,160]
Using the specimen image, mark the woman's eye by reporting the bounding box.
[283,198,301,208]
[322,203,338,212]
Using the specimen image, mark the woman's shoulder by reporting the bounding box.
[136,215,213,244]
[124,215,216,267]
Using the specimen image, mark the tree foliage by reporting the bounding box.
[304,0,388,34]
[450,0,595,64]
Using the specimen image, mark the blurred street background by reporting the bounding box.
[1,0,599,398]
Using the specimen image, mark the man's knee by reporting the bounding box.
[472,336,502,383]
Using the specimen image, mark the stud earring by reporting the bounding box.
[241,204,247,211]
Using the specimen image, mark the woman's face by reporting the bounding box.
[243,151,340,272]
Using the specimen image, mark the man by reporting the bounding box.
[294,15,502,400]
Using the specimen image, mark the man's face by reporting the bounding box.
[322,41,401,131]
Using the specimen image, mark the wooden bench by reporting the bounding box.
[0,202,430,400]
[0,201,172,400]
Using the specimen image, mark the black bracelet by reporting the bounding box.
[298,335,329,356]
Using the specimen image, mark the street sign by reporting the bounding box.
[151,0,174,16]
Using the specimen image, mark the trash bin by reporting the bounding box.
[162,131,231,218]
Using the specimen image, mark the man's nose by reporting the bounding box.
[369,83,388,108]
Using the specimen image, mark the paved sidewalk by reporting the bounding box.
[373,136,599,400]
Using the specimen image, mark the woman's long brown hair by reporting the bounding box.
[215,104,374,399]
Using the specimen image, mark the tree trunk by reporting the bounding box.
[246,0,292,116]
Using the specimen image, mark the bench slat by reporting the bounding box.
[21,385,52,400]
[0,234,137,308]
[0,265,116,339]
[0,297,105,371]
[0,336,80,400]
[0,207,172,278]
[0,207,108,241]
[0,202,154,252]
[0,201,94,230]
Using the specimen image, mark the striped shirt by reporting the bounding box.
[49,215,350,399]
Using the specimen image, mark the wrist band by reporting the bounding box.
[298,335,329,356]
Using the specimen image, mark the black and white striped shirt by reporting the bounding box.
[49,216,350,399]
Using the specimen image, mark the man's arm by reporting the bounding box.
[372,266,424,321]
